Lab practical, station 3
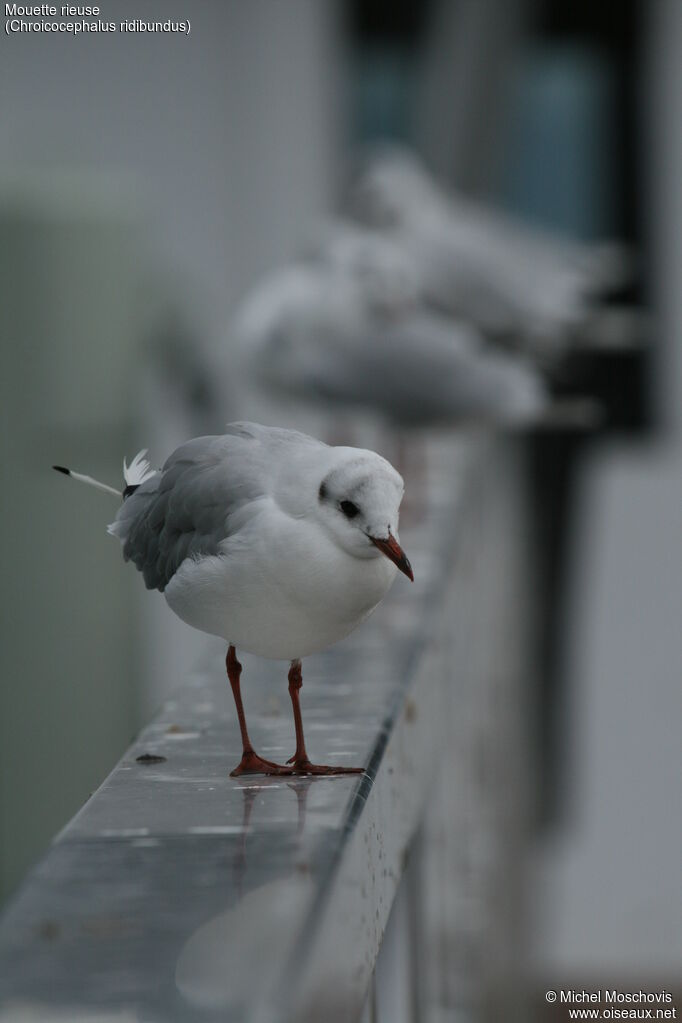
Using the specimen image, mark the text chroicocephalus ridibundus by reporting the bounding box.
[54,422,413,777]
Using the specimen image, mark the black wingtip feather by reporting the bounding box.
[53,465,70,476]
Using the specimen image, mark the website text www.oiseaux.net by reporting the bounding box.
[545,990,677,1020]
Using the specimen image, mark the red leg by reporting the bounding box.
[226,646,292,776]
[286,660,364,776]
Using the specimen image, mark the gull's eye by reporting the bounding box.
[339,500,360,519]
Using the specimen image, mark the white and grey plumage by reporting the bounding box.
[56,422,413,776]
[347,147,632,359]
[300,218,423,318]
[108,422,409,658]
[233,260,547,428]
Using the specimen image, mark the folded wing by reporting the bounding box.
[109,426,275,592]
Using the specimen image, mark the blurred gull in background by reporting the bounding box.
[346,147,633,363]
[120,133,628,441]
[163,148,612,438]
[300,218,423,319]
[232,233,549,431]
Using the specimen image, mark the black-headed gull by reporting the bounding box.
[233,260,548,428]
[347,147,632,359]
[54,422,413,777]
[300,218,423,318]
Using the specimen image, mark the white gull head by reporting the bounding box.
[312,449,411,575]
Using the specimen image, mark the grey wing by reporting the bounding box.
[108,431,269,592]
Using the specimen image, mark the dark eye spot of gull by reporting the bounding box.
[340,500,360,519]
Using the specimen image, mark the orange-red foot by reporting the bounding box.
[230,751,294,777]
[287,757,365,776]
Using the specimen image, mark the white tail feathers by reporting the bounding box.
[53,448,156,500]
[123,450,155,488]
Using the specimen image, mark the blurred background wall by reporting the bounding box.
[1,0,680,1007]
[528,0,682,983]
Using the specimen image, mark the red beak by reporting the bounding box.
[370,532,414,581]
